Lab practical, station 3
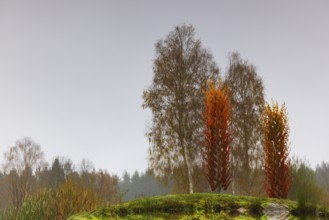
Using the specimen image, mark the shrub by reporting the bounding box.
[17,189,57,220]
[248,199,262,216]
[56,177,104,218]
[1,177,104,220]
[0,206,17,220]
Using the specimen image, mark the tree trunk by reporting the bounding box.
[232,167,235,195]
[186,157,194,194]
[182,145,194,194]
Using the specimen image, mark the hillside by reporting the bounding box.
[68,193,307,219]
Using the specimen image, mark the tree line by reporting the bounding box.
[0,137,169,219]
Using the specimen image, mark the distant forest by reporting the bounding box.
[0,137,169,219]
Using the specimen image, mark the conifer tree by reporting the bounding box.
[203,81,232,192]
[262,102,291,198]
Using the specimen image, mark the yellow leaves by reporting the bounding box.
[204,80,231,129]
[262,101,289,149]
[262,101,291,198]
[203,80,232,191]
[56,177,103,219]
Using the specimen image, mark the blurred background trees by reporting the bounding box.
[0,138,122,219]
[316,162,329,194]
[224,52,265,196]
[2,137,45,209]
[288,158,329,214]
[119,170,167,202]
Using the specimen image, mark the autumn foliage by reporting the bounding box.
[202,81,232,192]
[262,102,292,198]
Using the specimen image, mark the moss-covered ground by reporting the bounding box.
[68,193,323,220]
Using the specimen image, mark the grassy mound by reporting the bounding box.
[68,193,298,220]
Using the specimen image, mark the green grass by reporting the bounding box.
[68,193,301,220]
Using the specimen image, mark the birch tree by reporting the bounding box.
[224,52,265,195]
[2,137,45,208]
[143,24,219,193]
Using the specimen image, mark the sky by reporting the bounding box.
[0,1,329,176]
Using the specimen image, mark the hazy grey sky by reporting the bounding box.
[0,1,329,176]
